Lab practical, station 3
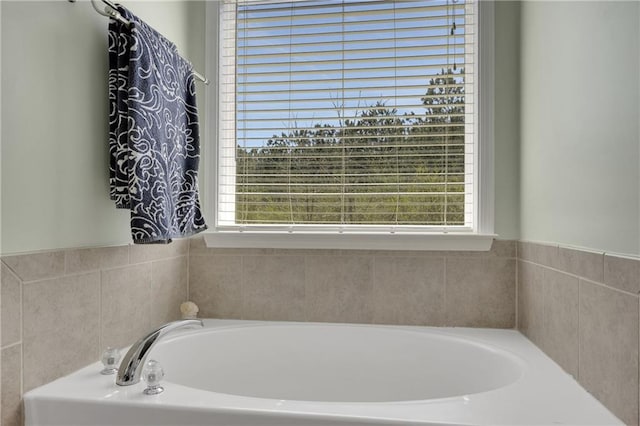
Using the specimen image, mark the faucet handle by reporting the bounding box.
[100,347,121,375]
[142,360,165,395]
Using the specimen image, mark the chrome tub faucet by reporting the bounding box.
[116,319,204,386]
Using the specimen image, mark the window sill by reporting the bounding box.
[203,231,497,251]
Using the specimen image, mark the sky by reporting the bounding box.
[223,0,469,146]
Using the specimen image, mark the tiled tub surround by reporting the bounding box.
[4,238,636,425]
[188,237,517,327]
[0,237,516,426]
[517,241,640,425]
[0,241,189,426]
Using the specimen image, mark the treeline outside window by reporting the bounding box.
[218,0,476,230]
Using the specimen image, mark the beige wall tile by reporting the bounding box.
[1,263,21,347]
[150,257,188,327]
[189,255,242,319]
[197,247,269,256]
[604,254,640,294]
[306,256,373,323]
[517,241,558,268]
[1,344,21,426]
[541,269,579,378]
[338,249,436,257]
[246,248,340,256]
[189,235,207,253]
[189,237,271,256]
[342,244,513,258]
[65,245,129,274]
[446,240,516,258]
[372,257,445,326]
[579,280,639,425]
[445,258,515,328]
[192,239,339,257]
[271,248,342,256]
[491,240,517,258]
[129,239,189,264]
[556,247,604,283]
[101,264,152,349]
[23,272,100,391]
[517,260,544,345]
[189,237,265,256]
[242,256,305,321]
[2,251,65,282]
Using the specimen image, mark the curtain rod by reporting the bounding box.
[68,0,210,85]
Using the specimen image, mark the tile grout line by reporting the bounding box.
[63,249,71,276]
[186,243,191,303]
[303,256,309,323]
[0,260,25,287]
[577,276,581,383]
[601,255,605,294]
[540,263,548,354]
[148,261,154,330]
[514,253,519,330]
[19,339,24,424]
[578,277,639,299]
[98,266,103,356]
[370,255,376,325]
[1,260,29,283]
[0,341,21,351]
[19,272,24,420]
[18,269,103,285]
[518,258,639,299]
[16,254,188,287]
[443,256,447,327]
[239,255,245,321]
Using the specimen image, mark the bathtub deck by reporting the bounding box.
[24,319,622,426]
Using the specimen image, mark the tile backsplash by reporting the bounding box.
[517,241,640,425]
[188,237,516,327]
[17,238,636,425]
[0,241,189,426]
[0,237,516,425]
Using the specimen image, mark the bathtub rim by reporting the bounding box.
[23,319,623,426]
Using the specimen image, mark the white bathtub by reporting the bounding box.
[25,320,621,426]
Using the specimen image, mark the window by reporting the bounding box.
[207,0,494,249]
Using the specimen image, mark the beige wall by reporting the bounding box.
[0,1,206,255]
[519,1,640,256]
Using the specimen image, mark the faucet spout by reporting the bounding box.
[116,319,204,386]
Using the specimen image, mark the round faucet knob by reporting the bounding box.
[100,347,121,375]
[142,359,165,395]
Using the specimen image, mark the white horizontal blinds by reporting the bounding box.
[219,1,238,226]
[218,0,475,228]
